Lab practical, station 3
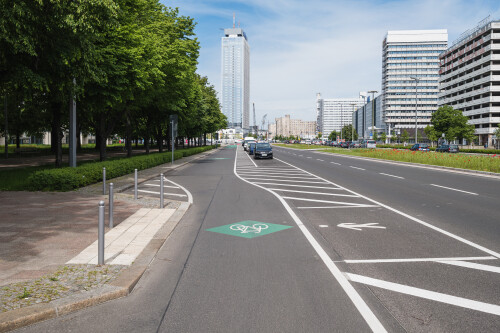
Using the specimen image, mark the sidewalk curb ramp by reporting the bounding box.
[0,147,220,332]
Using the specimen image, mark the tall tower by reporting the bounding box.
[221,22,250,133]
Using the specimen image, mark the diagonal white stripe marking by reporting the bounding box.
[346,273,500,316]
[244,178,329,184]
[430,184,478,195]
[240,174,317,180]
[438,260,500,273]
[282,196,377,206]
[254,182,343,190]
[298,205,379,209]
[268,188,358,197]
[344,256,497,264]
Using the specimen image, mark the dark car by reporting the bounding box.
[436,144,460,153]
[248,142,257,155]
[254,143,273,159]
[340,141,350,148]
[350,141,361,148]
[410,143,430,152]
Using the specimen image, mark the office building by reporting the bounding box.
[221,26,250,133]
[316,94,365,138]
[382,30,448,138]
[275,115,316,139]
[353,95,384,139]
[439,17,500,146]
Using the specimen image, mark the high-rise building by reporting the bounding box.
[353,95,384,139]
[439,17,500,146]
[382,30,448,139]
[274,115,316,139]
[221,26,250,133]
[316,94,364,138]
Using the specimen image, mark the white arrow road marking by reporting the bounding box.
[338,223,386,231]
[346,273,500,316]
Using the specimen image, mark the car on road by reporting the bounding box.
[248,142,256,155]
[410,143,430,152]
[365,140,376,149]
[350,141,361,148]
[436,144,460,153]
[339,141,350,148]
[254,143,273,159]
[243,139,256,151]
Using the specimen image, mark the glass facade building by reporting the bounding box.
[221,28,250,133]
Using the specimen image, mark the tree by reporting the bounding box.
[401,129,410,144]
[380,132,386,143]
[341,124,357,141]
[424,125,439,147]
[494,124,500,149]
[431,105,476,143]
[328,130,338,141]
[372,131,378,142]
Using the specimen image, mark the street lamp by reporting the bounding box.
[367,90,378,139]
[410,77,420,144]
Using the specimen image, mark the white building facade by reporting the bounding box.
[316,94,365,138]
[439,18,500,146]
[275,115,316,139]
[221,28,250,133]
[382,30,448,138]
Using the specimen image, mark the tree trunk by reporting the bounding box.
[157,127,163,153]
[144,135,150,154]
[99,114,107,161]
[204,133,207,146]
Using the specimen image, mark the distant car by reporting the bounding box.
[350,141,361,148]
[339,142,350,148]
[254,142,273,159]
[243,139,256,151]
[410,143,430,152]
[248,142,256,155]
[365,140,376,149]
[436,144,460,153]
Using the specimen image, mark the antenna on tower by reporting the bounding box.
[233,13,235,28]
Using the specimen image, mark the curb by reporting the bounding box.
[275,145,500,178]
[0,171,196,331]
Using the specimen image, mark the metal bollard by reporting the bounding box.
[160,173,164,209]
[109,183,114,228]
[134,169,138,200]
[98,201,105,265]
[103,167,106,195]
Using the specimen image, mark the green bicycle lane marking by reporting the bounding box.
[206,221,292,239]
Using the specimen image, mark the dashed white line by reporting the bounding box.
[307,157,312,159]
[379,173,405,179]
[316,159,324,161]
[430,184,478,196]
[319,225,329,228]
[350,166,366,170]
[330,162,341,165]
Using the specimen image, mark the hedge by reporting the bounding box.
[27,145,215,191]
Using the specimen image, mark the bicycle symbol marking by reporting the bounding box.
[230,223,269,234]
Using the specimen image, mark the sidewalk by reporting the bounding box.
[0,147,218,332]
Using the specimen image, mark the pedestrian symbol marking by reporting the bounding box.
[207,221,292,239]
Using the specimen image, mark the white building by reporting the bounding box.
[275,115,316,139]
[316,93,364,138]
[221,27,250,133]
[439,17,500,146]
[382,30,448,139]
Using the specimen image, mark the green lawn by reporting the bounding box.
[273,143,322,149]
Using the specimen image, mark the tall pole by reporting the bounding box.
[367,91,378,139]
[350,103,356,141]
[410,77,419,144]
[340,104,343,141]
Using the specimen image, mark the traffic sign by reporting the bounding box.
[206,221,292,239]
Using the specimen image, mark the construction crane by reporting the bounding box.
[253,103,257,136]
[261,114,267,140]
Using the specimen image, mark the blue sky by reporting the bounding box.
[163,0,500,123]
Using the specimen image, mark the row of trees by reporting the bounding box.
[0,0,227,165]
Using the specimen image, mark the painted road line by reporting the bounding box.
[437,260,500,274]
[299,155,303,157]
[245,152,258,167]
[317,159,324,161]
[164,178,194,204]
[319,225,329,228]
[307,157,312,159]
[241,174,319,180]
[243,178,329,184]
[350,166,366,171]
[254,182,343,190]
[298,205,380,209]
[429,184,478,196]
[238,171,311,176]
[344,256,497,264]
[237,167,296,171]
[379,173,405,179]
[234,148,387,333]
[145,183,180,189]
[330,162,341,165]
[138,189,187,197]
[275,157,500,259]
[268,188,359,197]
[346,273,500,316]
[282,196,379,207]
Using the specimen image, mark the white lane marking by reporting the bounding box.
[137,189,187,197]
[238,171,311,176]
[299,155,303,157]
[245,152,258,167]
[344,256,497,264]
[275,158,500,259]
[164,178,194,204]
[317,159,324,161]
[319,225,329,228]
[430,184,478,196]
[298,205,381,209]
[237,167,296,170]
[338,223,386,231]
[330,162,341,165]
[234,149,387,332]
[240,174,317,180]
[268,188,358,197]
[282,196,379,207]
[254,182,343,190]
[437,260,500,274]
[145,183,180,189]
[307,157,312,159]
[379,173,405,179]
[350,166,366,171]
[346,273,500,316]
[243,178,329,184]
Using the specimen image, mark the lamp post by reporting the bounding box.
[410,77,420,144]
[367,90,378,139]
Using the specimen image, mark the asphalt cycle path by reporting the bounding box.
[19,145,398,332]
[271,145,500,332]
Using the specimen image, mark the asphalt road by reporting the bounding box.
[18,145,500,332]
